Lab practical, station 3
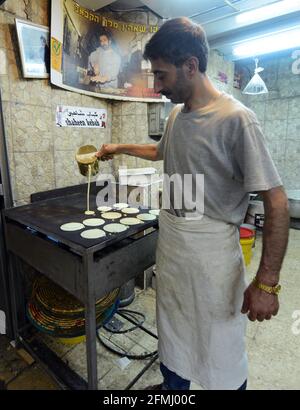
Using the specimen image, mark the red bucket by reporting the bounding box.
[239,227,255,239]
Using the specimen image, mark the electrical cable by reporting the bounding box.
[103,308,145,334]
[96,307,158,360]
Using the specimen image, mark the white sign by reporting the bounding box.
[56,105,107,128]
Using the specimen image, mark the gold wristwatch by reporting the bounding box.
[252,277,281,295]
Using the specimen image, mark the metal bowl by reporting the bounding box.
[75,145,99,177]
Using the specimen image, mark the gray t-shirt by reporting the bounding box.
[157,92,282,225]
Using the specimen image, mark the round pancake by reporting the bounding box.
[149,209,160,216]
[80,229,106,239]
[122,207,139,214]
[84,210,95,216]
[103,223,129,233]
[83,218,105,227]
[101,212,122,220]
[137,213,157,221]
[60,222,85,232]
[120,217,143,226]
[113,203,129,209]
[97,206,112,213]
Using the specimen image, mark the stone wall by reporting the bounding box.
[0,0,244,205]
[0,0,112,205]
[238,50,300,190]
[207,49,246,103]
[110,49,243,177]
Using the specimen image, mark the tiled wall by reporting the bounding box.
[110,100,163,174]
[0,0,243,205]
[0,0,112,205]
[207,49,246,103]
[239,50,300,190]
[111,48,243,177]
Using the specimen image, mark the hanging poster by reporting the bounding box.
[51,0,163,102]
[56,105,107,128]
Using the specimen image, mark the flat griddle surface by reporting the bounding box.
[5,193,158,252]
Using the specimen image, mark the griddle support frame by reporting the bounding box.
[5,219,158,390]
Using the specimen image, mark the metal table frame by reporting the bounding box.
[4,190,158,390]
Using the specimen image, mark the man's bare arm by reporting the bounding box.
[241,186,289,321]
[96,143,159,161]
[256,186,290,285]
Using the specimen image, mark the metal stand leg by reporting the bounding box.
[7,253,23,342]
[84,255,98,390]
[85,300,98,390]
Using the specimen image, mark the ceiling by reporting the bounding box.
[77,0,300,60]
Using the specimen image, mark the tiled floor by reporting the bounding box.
[1,228,300,390]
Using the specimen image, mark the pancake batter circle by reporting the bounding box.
[103,223,129,233]
[113,203,129,209]
[83,218,105,227]
[101,212,122,220]
[121,207,139,214]
[137,213,157,221]
[149,209,160,216]
[120,217,143,226]
[84,210,95,216]
[80,229,106,239]
[97,206,112,213]
[60,222,85,232]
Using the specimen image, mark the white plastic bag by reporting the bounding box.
[242,59,268,95]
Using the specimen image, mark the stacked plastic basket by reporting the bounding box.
[27,275,119,345]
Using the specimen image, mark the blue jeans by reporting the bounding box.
[160,363,247,390]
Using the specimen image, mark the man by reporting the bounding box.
[88,31,121,88]
[96,18,289,390]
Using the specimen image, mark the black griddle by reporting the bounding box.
[4,183,159,390]
[5,192,158,254]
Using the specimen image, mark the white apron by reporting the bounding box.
[156,210,248,390]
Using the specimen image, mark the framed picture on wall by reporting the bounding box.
[15,18,50,78]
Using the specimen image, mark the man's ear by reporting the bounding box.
[184,57,199,77]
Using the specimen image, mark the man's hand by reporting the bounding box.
[96,144,118,161]
[241,282,279,322]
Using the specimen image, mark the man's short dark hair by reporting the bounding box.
[99,29,112,41]
[143,17,209,73]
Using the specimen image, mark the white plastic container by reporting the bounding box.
[118,167,162,208]
[118,167,161,186]
[286,190,300,219]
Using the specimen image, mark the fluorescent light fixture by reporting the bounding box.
[236,0,300,25]
[233,27,300,58]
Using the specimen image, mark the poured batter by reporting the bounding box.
[85,165,95,216]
